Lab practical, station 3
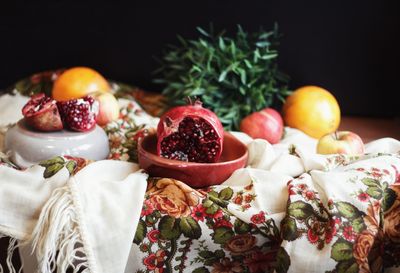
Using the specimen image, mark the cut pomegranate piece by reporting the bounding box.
[157,100,224,163]
[57,96,99,132]
[22,93,63,131]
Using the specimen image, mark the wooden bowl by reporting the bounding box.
[138,132,248,188]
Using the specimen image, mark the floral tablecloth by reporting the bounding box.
[1,71,400,273]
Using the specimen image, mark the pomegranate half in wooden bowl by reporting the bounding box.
[138,132,248,188]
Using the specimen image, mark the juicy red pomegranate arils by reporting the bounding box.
[157,100,224,163]
[22,93,63,131]
[58,96,99,132]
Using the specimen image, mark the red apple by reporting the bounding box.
[240,108,284,144]
[317,131,365,155]
[94,92,120,126]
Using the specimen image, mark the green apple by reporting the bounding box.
[317,131,365,155]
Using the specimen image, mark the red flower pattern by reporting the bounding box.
[307,229,319,244]
[141,199,155,217]
[233,195,243,204]
[304,191,315,200]
[244,251,276,273]
[357,192,370,202]
[371,172,382,179]
[143,250,167,272]
[288,184,296,196]
[250,211,266,225]
[143,254,157,270]
[343,226,356,242]
[191,205,207,221]
[210,209,224,219]
[245,194,255,203]
[147,230,160,243]
[244,183,254,191]
[298,184,306,190]
[214,219,233,229]
[325,219,337,244]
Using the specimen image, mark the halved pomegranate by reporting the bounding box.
[22,93,63,131]
[157,99,224,163]
[57,96,99,132]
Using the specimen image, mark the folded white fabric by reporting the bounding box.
[0,93,28,128]
[2,133,400,273]
[122,130,400,273]
[0,160,148,273]
[1,91,400,273]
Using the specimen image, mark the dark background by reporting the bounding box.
[0,0,399,117]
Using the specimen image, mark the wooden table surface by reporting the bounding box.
[339,116,400,143]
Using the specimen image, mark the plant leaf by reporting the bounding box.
[65,160,77,175]
[43,163,64,179]
[287,201,314,220]
[276,247,291,273]
[366,187,382,199]
[39,156,65,167]
[234,219,251,234]
[256,41,270,47]
[196,27,210,37]
[219,37,226,50]
[336,202,363,219]
[199,250,214,259]
[351,217,366,233]
[335,260,359,273]
[133,219,147,244]
[361,177,380,187]
[179,216,201,239]
[205,203,219,214]
[218,187,233,200]
[331,238,354,262]
[281,216,299,241]
[382,188,397,212]
[158,216,181,240]
[218,69,229,82]
[193,267,210,273]
[212,227,234,244]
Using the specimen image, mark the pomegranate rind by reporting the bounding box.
[22,93,63,131]
[157,103,224,163]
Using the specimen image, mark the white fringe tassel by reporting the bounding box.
[0,234,23,273]
[30,185,90,273]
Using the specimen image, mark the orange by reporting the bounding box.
[52,67,111,101]
[282,86,341,138]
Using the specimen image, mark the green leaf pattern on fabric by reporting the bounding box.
[331,239,354,262]
[38,156,88,179]
[134,178,287,273]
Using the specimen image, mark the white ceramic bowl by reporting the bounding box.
[4,119,110,168]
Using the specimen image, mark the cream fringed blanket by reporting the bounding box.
[0,130,400,273]
[0,160,148,273]
[1,93,400,273]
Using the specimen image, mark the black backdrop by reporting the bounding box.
[0,0,399,117]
